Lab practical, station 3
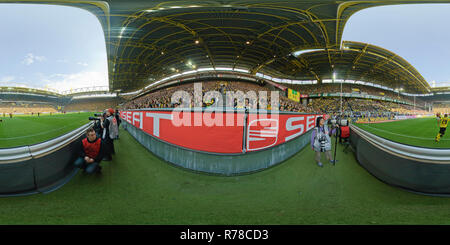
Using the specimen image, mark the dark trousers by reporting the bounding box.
[111,139,115,154]
[103,138,114,158]
[74,157,100,174]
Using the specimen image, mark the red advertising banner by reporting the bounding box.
[246,113,325,152]
[121,110,245,153]
[121,110,325,154]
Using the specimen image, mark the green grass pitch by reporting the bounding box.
[1,114,450,224]
[0,127,449,224]
[354,117,450,148]
[0,112,93,148]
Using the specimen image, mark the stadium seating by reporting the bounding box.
[433,104,450,114]
[0,89,125,115]
[64,97,121,112]
[0,93,59,104]
[121,81,430,122]
[0,102,58,114]
[122,81,275,110]
[288,83,426,107]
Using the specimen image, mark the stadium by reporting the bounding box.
[1,0,450,229]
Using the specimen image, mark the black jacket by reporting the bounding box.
[102,117,111,141]
[115,113,121,126]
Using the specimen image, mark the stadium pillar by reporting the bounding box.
[340,79,343,115]
[333,71,342,115]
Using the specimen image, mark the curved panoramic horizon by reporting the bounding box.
[1,1,450,229]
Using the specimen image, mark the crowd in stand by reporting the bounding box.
[432,104,450,114]
[0,102,57,114]
[64,98,120,112]
[120,81,430,119]
[288,83,425,107]
[0,98,121,115]
[122,81,275,110]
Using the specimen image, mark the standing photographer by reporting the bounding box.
[115,109,121,139]
[91,113,104,138]
[100,108,119,161]
[338,118,350,144]
[311,116,338,167]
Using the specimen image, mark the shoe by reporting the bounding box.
[317,162,323,167]
[96,166,102,174]
[102,157,112,161]
[330,160,338,165]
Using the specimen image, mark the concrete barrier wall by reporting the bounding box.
[0,122,93,196]
[350,125,450,195]
[122,119,312,175]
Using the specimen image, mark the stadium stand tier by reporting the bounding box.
[120,80,430,121]
[0,103,58,114]
[432,103,450,114]
[0,87,125,115]
[64,97,122,112]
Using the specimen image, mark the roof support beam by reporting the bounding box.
[352,43,369,66]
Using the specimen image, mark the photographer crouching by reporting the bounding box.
[100,108,119,161]
[74,128,104,174]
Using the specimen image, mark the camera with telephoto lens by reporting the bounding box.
[338,119,349,126]
[319,135,327,152]
[89,113,106,121]
[329,119,338,128]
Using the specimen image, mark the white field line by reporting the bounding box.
[3,120,85,140]
[362,124,450,141]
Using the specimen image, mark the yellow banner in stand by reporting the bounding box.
[287,88,300,102]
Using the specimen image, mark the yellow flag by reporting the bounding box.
[287,88,300,102]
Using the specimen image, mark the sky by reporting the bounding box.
[0,4,108,93]
[1,4,450,92]
[342,4,450,87]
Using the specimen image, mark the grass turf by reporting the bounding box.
[0,127,448,224]
[354,117,450,148]
[0,112,93,148]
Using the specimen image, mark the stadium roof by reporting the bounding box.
[290,41,431,94]
[431,86,450,93]
[0,86,60,97]
[3,0,450,94]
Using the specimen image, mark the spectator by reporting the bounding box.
[74,127,104,174]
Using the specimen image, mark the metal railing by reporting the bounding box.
[350,124,450,164]
[0,122,93,164]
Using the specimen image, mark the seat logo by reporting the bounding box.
[246,119,278,151]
